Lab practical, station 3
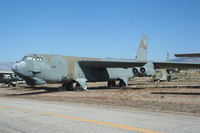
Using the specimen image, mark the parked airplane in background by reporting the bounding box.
[148,53,179,82]
[0,71,22,87]
[175,53,200,57]
[152,68,179,82]
[12,36,200,91]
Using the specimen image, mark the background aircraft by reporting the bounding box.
[0,71,22,87]
[152,53,200,82]
[12,37,200,91]
[175,53,200,57]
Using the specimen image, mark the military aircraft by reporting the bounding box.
[12,37,200,91]
[175,53,200,57]
[149,53,200,82]
[0,71,22,87]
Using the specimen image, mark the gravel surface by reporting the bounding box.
[1,76,200,114]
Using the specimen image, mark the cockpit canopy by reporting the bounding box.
[22,55,44,62]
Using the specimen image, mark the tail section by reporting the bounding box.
[135,35,147,61]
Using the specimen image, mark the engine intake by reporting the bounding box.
[140,67,146,74]
[133,62,155,77]
[132,67,141,76]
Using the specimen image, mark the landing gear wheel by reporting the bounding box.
[74,83,84,91]
[58,86,65,91]
[62,82,73,91]
[8,83,16,87]
[12,84,16,87]
[107,81,116,87]
[119,80,126,87]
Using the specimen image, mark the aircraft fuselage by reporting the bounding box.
[12,54,134,90]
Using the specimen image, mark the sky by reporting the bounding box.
[0,0,200,62]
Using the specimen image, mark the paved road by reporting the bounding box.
[0,97,199,133]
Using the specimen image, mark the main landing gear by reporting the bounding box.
[61,78,87,91]
[107,79,127,88]
[107,80,116,87]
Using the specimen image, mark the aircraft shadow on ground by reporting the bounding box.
[155,85,200,89]
[151,92,200,95]
[128,83,149,86]
[155,86,200,89]
[89,86,117,90]
[121,87,145,90]
[7,86,146,96]
[186,86,200,89]
[128,84,200,89]
[7,91,49,96]
[7,87,60,96]
[88,86,145,90]
[11,85,64,90]
[9,86,49,91]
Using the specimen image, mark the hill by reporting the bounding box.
[0,62,14,71]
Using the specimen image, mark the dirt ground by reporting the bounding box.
[0,71,200,114]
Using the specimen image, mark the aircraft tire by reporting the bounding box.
[62,82,73,91]
[107,81,112,87]
[58,87,66,91]
[119,80,126,87]
[10,83,16,87]
[74,83,84,91]
[107,81,116,87]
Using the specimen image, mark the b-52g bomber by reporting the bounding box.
[12,37,200,91]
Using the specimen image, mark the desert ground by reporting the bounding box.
[0,70,200,114]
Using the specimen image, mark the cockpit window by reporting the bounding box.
[26,56,33,61]
[35,57,40,61]
[22,56,44,62]
[22,56,33,61]
[35,57,43,61]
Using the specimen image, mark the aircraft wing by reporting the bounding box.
[79,60,200,69]
[153,62,200,69]
[78,60,145,68]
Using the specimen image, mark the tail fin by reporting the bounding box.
[135,35,147,61]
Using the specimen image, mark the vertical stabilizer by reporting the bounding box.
[135,35,147,61]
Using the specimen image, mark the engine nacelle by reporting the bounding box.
[140,66,155,76]
[132,67,142,76]
[140,67,146,74]
[133,62,155,77]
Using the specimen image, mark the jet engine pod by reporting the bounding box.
[140,67,146,74]
[133,68,138,74]
[141,66,155,77]
[132,67,141,76]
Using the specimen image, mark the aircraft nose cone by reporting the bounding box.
[12,63,17,72]
[12,61,27,75]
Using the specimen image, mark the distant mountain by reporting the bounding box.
[0,62,14,71]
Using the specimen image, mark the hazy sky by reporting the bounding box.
[0,0,200,62]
